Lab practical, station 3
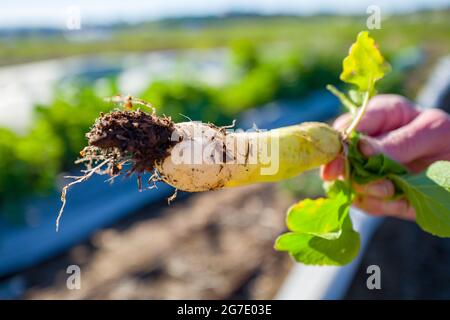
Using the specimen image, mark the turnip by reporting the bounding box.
[86,105,341,193]
[56,98,341,231]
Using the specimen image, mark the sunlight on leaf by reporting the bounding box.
[340,31,391,95]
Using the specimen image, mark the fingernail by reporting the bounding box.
[367,182,389,198]
[359,138,376,157]
[321,157,344,181]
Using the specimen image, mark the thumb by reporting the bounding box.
[358,136,382,158]
[358,109,450,165]
[358,133,423,165]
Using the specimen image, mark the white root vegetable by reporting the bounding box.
[156,121,341,192]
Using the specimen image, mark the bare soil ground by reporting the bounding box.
[15,176,450,299]
[23,184,294,299]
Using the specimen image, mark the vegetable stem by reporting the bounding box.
[344,91,370,137]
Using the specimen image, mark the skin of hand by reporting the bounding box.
[321,94,450,221]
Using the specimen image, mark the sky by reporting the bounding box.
[0,0,449,28]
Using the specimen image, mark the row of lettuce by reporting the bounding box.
[0,43,404,222]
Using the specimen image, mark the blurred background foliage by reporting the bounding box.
[1,13,449,66]
[0,11,448,221]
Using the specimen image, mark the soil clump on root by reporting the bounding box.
[56,110,177,231]
[86,110,176,174]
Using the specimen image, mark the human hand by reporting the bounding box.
[321,94,450,220]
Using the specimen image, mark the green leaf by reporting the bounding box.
[286,195,349,240]
[326,84,358,114]
[324,179,352,199]
[340,31,391,95]
[275,216,360,266]
[275,179,358,266]
[348,89,365,106]
[348,133,407,184]
[390,161,450,237]
[286,180,352,240]
[347,134,450,237]
[426,161,450,191]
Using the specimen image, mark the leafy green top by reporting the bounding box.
[275,31,450,266]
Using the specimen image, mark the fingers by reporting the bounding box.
[321,94,449,222]
[373,108,450,164]
[323,94,420,180]
[354,109,450,166]
[353,179,415,221]
[357,95,420,136]
[321,161,416,221]
[353,179,395,198]
[320,156,344,181]
[358,136,381,157]
[406,150,450,173]
[354,195,416,221]
[333,94,419,135]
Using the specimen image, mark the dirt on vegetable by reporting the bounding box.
[86,110,177,174]
[55,108,179,231]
